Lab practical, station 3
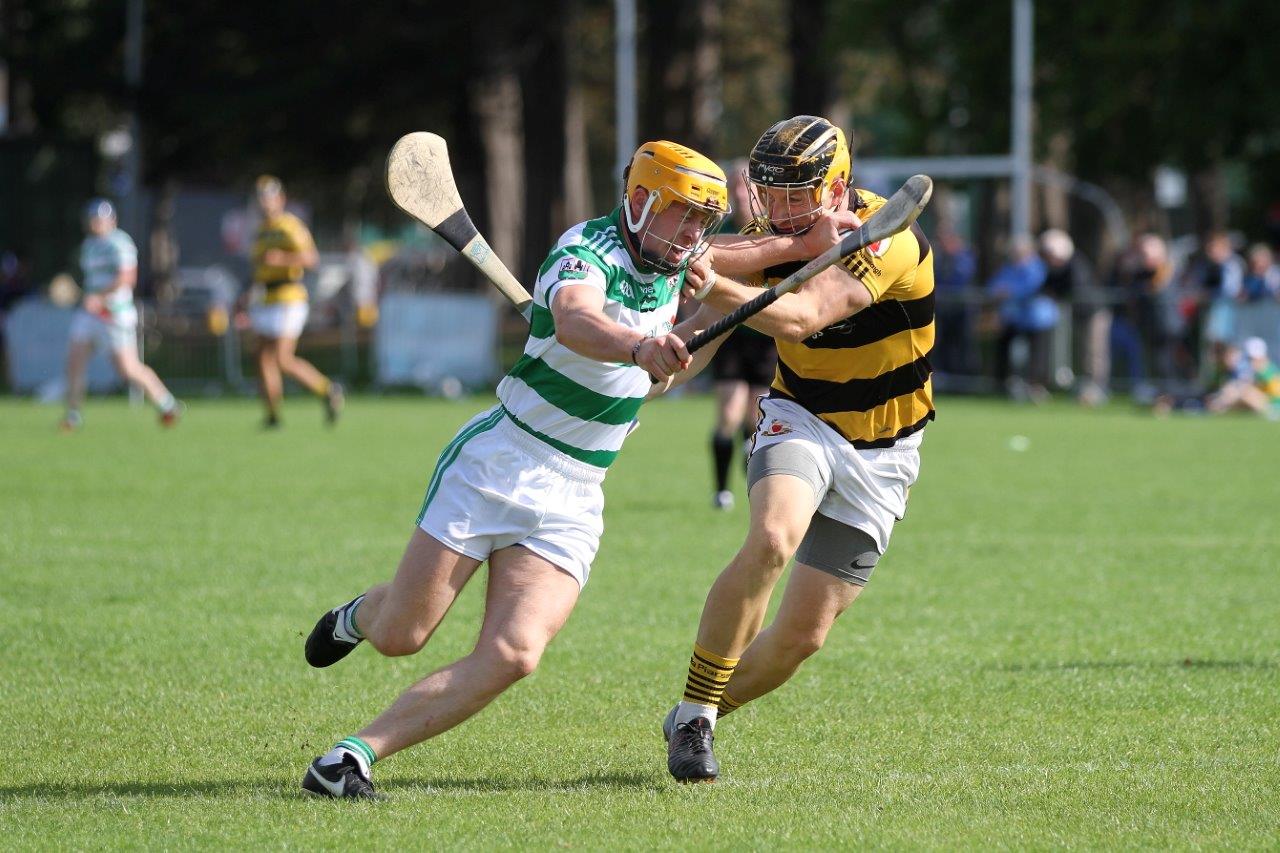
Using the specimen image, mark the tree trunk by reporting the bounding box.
[473,66,525,287]
[788,0,830,117]
[521,1,569,283]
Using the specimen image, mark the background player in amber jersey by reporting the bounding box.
[664,116,934,783]
[244,176,344,428]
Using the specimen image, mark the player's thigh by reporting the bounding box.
[107,343,141,376]
[375,527,484,637]
[476,545,581,676]
[742,471,823,561]
[771,562,864,651]
[273,332,299,360]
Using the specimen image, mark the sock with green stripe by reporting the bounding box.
[320,736,377,777]
[335,594,365,642]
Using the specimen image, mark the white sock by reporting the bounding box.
[674,701,718,730]
[156,393,176,414]
[332,595,365,643]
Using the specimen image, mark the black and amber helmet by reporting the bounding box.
[747,115,851,233]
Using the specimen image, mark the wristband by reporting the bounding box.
[692,270,718,301]
[630,338,645,365]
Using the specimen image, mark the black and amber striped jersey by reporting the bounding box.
[747,188,934,447]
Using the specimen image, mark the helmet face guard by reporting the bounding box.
[623,185,727,276]
[746,175,827,235]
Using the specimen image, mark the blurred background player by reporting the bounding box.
[297,141,729,799]
[244,175,343,428]
[663,116,933,783]
[708,162,778,510]
[60,199,180,431]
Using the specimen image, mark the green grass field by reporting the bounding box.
[2,395,1277,848]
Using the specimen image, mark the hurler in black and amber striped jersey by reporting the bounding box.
[749,187,934,448]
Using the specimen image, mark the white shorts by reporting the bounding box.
[69,308,137,353]
[415,406,605,588]
[250,302,309,339]
[750,396,923,554]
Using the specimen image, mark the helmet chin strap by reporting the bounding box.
[622,189,659,234]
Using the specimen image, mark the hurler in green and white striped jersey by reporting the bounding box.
[496,206,686,470]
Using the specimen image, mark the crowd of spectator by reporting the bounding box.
[931,222,1280,418]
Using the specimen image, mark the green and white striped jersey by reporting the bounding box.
[496,207,685,470]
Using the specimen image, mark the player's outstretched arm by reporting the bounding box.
[707,209,860,277]
[689,265,872,343]
[551,284,690,380]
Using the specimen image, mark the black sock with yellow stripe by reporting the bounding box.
[677,644,739,724]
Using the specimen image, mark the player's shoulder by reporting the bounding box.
[551,213,624,269]
[278,211,311,233]
[852,187,888,217]
[838,187,927,296]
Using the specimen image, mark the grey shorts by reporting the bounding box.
[748,439,884,586]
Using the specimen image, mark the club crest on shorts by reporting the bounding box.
[763,419,792,437]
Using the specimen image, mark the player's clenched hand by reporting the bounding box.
[83,293,106,317]
[681,256,717,301]
[798,209,863,257]
[636,333,691,380]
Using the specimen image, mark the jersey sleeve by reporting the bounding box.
[285,216,316,254]
[537,246,609,309]
[837,226,918,302]
[112,233,138,270]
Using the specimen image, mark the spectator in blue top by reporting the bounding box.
[990,236,1054,401]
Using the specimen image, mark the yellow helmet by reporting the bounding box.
[747,116,850,233]
[622,141,729,274]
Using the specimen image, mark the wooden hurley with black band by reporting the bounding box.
[386,132,533,321]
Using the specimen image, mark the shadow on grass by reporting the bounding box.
[0,771,663,802]
[990,658,1278,673]
[0,779,294,801]
[382,770,663,794]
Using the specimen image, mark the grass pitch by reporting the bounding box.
[1,395,1277,848]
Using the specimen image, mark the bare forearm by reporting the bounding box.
[555,311,644,363]
[701,277,815,342]
[710,234,808,277]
